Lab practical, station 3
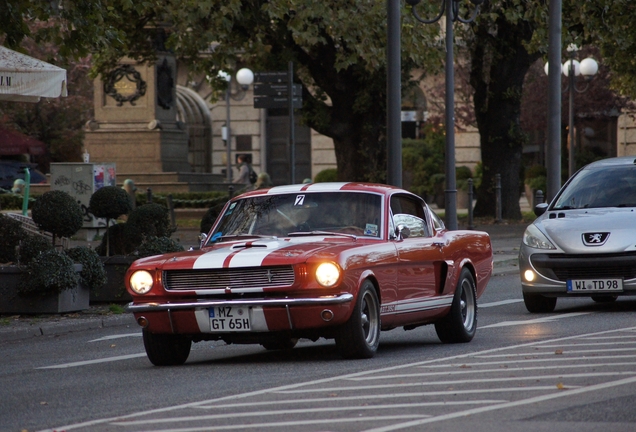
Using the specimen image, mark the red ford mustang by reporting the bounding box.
[125,183,493,365]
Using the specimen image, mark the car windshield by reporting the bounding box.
[208,192,382,243]
[553,165,636,210]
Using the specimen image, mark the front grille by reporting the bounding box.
[163,266,295,291]
[531,252,636,281]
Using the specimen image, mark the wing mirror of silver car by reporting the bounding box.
[534,203,548,217]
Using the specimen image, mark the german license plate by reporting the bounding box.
[567,278,623,292]
[209,306,251,331]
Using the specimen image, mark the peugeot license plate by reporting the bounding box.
[567,278,623,292]
[209,306,251,331]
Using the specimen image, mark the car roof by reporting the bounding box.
[584,156,636,169]
[238,182,412,198]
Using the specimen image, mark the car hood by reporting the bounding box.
[132,236,364,270]
[535,208,636,253]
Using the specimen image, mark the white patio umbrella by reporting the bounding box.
[0,45,67,103]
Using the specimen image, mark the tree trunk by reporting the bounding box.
[469,13,541,220]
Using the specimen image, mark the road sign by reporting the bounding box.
[254,83,302,97]
[254,96,302,109]
[254,71,288,83]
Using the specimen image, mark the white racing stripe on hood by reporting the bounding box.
[193,237,327,269]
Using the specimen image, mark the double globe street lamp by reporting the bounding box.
[218,68,254,183]
[406,0,484,230]
[544,45,598,178]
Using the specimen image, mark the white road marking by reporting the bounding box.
[195,399,508,409]
[37,353,147,369]
[363,376,636,432]
[479,299,523,308]
[88,333,141,342]
[43,326,636,432]
[479,312,590,328]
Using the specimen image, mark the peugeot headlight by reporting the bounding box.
[523,224,556,250]
[315,262,340,287]
[129,270,154,294]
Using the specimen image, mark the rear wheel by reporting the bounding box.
[336,280,380,359]
[435,268,477,343]
[523,292,557,313]
[142,329,191,366]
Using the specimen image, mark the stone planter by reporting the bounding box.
[0,264,89,314]
[91,256,137,303]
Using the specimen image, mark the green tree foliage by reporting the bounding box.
[89,186,132,220]
[0,1,444,183]
[0,214,27,263]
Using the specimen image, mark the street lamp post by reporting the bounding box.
[406,0,483,231]
[219,68,254,183]
[544,47,598,178]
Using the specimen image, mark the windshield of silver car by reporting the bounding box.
[208,192,382,242]
[553,166,636,210]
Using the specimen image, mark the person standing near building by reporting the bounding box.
[236,155,256,187]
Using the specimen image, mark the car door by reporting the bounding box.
[390,195,446,323]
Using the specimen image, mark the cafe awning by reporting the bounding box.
[0,45,67,103]
[0,127,46,155]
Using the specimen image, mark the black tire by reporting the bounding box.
[335,280,381,359]
[591,295,618,303]
[435,268,477,343]
[142,329,191,366]
[261,338,299,351]
[523,292,557,313]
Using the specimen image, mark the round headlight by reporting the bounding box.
[129,270,154,294]
[315,263,340,287]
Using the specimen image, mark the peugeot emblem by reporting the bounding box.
[582,232,610,246]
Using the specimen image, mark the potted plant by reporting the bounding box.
[0,191,90,314]
[92,202,184,303]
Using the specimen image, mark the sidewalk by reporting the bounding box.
[0,220,528,342]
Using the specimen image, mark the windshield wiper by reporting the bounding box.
[287,231,357,240]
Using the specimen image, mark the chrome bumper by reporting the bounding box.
[126,293,354,313]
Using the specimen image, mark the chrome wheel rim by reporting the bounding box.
[460,279,476,331]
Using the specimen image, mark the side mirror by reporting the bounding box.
[534,203,548,217]
[395,224,411,240]
[199,232,208,247]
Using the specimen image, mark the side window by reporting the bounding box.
[390,195,431,237]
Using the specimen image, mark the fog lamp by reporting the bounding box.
[524,270,536,282]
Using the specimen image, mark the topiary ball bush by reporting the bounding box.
[135,236,184,259]
[124,203,174,249]
[18,235,54,265]
[66,246,107,290]
[19,249,79,296]
[31,190,83,239]
[0,214,27,263]
[89,186,132,220]
[314,168,337,183]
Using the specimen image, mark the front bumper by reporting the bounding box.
[126,293,354,313]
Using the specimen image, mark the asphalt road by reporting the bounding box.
[2,270,636,432]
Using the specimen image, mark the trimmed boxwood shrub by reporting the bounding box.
[89,186,132,220]
[124,203,174,247]
[18,234,53,265]
[314,168,337,183]
[0,214,27,263]
[95,223,129,256]
[66,246,107,290]
[200,202,227,234]
[136,236,185,258]
[31,190,83,244]
[19,249,79,296]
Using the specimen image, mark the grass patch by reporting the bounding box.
[108,304,126,314]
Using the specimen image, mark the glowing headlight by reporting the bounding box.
[315,263,340,287]
[524,270,536,282]
[523,224,556,250]
[129,270,154,294]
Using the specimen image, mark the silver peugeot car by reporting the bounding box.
[519,156,636,313]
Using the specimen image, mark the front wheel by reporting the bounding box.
[336,280,381,359]
[435,268,477,343]
[523,292,557,313]
[142,329,191,366]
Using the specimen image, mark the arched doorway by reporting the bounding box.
[176,85,212,172]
